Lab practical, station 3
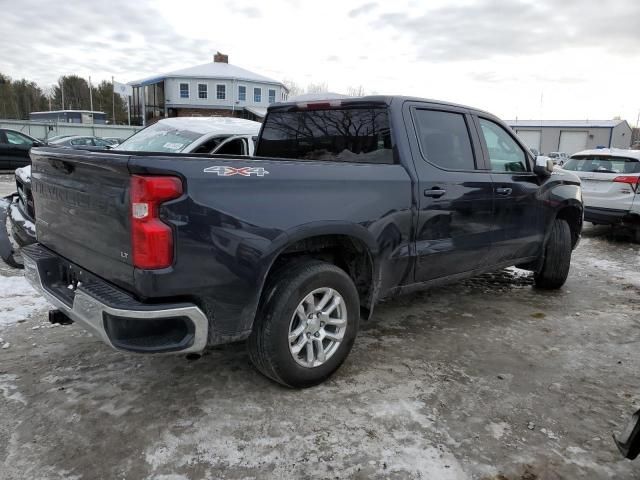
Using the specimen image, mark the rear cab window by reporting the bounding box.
[257,105,393,164]
[563,156,640,174]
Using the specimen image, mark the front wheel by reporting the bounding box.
[248,261,360,388]
[534,218,572,289]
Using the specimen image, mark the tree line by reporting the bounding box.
[0,73,128,124]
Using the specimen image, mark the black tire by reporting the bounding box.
[633,227,640,244]
[248,260,360,388]
[534,218,572,289]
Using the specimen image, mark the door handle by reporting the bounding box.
[496,187,512,196]
[424,188,446,198]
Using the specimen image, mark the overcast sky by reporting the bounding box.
[2,0,639,123]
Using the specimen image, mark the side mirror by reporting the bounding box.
[533,156,554,177]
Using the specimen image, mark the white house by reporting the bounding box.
[128,52,288,125]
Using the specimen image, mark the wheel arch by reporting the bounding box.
[553,201,583,249]
[258,223,380,323]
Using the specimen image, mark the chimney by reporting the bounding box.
[213,52,228,64]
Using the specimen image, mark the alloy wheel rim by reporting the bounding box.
[288,287,347,368]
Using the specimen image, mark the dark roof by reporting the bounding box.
[270,95,495,116]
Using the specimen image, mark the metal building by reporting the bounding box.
[507,119,632,155]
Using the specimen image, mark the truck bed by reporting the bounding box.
[29,146,413,340]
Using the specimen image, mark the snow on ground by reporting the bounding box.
[578,237,640,286]
[0,275,49,327]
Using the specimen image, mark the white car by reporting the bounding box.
[115,117,262,156]
[547,152,569,166]
[562,148,640,241]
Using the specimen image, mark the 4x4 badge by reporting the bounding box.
[204,166,269,177]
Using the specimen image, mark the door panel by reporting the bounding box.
[416,172,495,280]
[477,117,544,262]
[405,105,494,283]
[490,173,543,261]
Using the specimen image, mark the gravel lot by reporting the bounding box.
[0,172,639,479]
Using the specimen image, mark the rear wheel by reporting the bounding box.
[248,260,359,388]
[534,218,572,289]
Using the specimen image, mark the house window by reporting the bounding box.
[198,84,207,99]
[254,87,261,103]
[180,83,189,99]
[216,84,226,100]
[268,89,276,104]
[238,85,246,101]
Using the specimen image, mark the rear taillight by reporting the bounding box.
[130,175,183,269]
[613,176,640,185]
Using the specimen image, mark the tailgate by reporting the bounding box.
[30,148,134,289]
[579,172,636,211]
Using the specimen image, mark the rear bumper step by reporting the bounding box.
[22,244,209,354]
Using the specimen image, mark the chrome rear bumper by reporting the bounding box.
[22,244,209,354]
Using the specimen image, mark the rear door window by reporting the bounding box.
[258,107,393,164]
[478,118,528,173]
[412,109,476,170]
[563,156,640,174]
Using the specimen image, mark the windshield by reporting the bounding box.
[563,156,640,174]
[115,122,203,152]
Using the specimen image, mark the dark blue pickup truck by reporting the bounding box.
[21,96,583,387]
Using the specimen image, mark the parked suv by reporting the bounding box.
[548,152,569,166]
[21,96,583,387]
[562,148,639,241]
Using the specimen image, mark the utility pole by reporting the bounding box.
[112,76,116,124]
[89,76,94,117]
[61,80,65,110]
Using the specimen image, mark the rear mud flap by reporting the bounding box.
[614,409,640,460]
[0,195,22,269]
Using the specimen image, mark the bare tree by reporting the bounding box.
[305,82,329,94]
[282,79,302,97]
[346,85,366,97]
